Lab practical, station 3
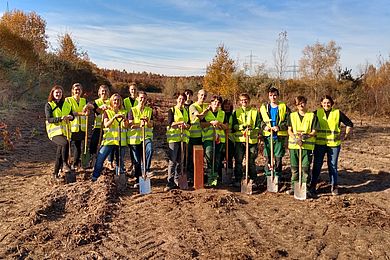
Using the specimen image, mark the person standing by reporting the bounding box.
[128,91,154,187]
[165,93,190,191]
[232,93,261,186]
[187,89,208,183]
[184,89,194,110]
[310,95,353,196]
[86,85,111,166]
[286,96,318,196]
[220,99,235,180]
[201,95,228,186]
[260,87,290,180]
[45,85,74,180]
[65,83,89,170]
[91,93,128,181]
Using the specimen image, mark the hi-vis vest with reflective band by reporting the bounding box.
[93,98,110,129]
[202,110,226,143]
[260,102,288,137]
[102,109,127,146]
[234,108,260,144]
[127,106,153,145]
[46,101,72,140]
[65,96,86,132]
[189,102,208,138]
[123,97,138,113]
[316,108,341,147]
[166,107,190,143]
[288,112,316,150]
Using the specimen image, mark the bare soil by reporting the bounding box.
[0,99,389,259]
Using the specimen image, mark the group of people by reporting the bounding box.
[45,83,153,187]
[45,83,353,197]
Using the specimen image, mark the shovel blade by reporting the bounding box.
[294,182,307,200]
[222,168,233,185]
[178,173,189,190]
[241,178,253,195]
[114,174,127,192]
[81,152,91,169]
[267,175,279,193]
[139,177,151,195]
[65,171,76,184]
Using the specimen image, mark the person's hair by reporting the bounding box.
[176,92,187,101]
[239,93,250,100]
[184,89,193,96]
[295,96,307,105]
[222,99,233,112]
[98,84,110,95]
[129,83,137,89]
[211,95,223,104]
[138,91,147,97]
[320,95,334,106]
[109,93,123,109]
[268,86,279,96]
[48,85,65,102]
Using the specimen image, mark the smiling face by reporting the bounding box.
[321,98,333,111]
[72,85,82,97]
[211,98,221,111]
[129,85,137,97]
[137,93,147,105]
[197,90,207,103]
[53,89,63,101]
[98,86,109,99]
[240,96,249,108]
[111,95,122,109]
[268,91,279,104]
[177,94,186,107]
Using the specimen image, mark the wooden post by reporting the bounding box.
[193,145,204,189]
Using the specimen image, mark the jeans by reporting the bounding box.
[311,145,341,188]
[130,139,153,181]
[92,145,126,180]
[51,135,69,175]
[167,142,186,186]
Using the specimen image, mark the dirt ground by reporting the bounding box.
[0,99,389,259]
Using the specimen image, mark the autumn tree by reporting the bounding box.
[57,33,89,63]
[0,10,48,53]
[299,40,341,100]
[203,44,237,98]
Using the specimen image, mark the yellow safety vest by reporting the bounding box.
[93,98,110,129]
[166,107,190,143]
[65,96,87,132]
[260,102,288,137]
[127,106,153,145]
[234,108,260,144]
[189,102,208,138]
[288,112,316,150]
[123,97,139,113]
[101,109,127,146]
[202,110,226,143]
[45,101,72,140]
[316,108,341,147]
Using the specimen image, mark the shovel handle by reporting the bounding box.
[298,146,302,186]
[84,115,88,154]
[245,127,249,181]
[270,129,274,180]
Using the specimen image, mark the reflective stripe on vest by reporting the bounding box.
[288,112,316,150]
[234,108,260,144]
[202,110,226,143]
[93,98,110,129]
[101,109,127,146]
[260,102,288,136]
[65,97,87,132]
[189,102,208,138]
[316,108,341,147]
[46,101,72,140]
[166,107,190,143]
[127,106,153,145]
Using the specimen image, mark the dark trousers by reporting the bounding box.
[51,135,69,175]
[234,142,258,180]
[89,128,101,155]
[71,131,84,167]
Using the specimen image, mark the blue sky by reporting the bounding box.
[2,0,390,76]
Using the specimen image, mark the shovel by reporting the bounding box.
[114,117,127,191]
[294,145,306,200]
[139,122,151,194]
[178,126,189,189]
[81,113,91,169]
[65,123,76,184]
[241,128,253,194]
[267,130,278,192]
[222,129,232,185]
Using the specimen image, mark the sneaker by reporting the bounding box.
[286,189,294,195]
[331,186,339,196]
[307,189,318,199]
[91,176,98,182]
[133,183,139,188]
